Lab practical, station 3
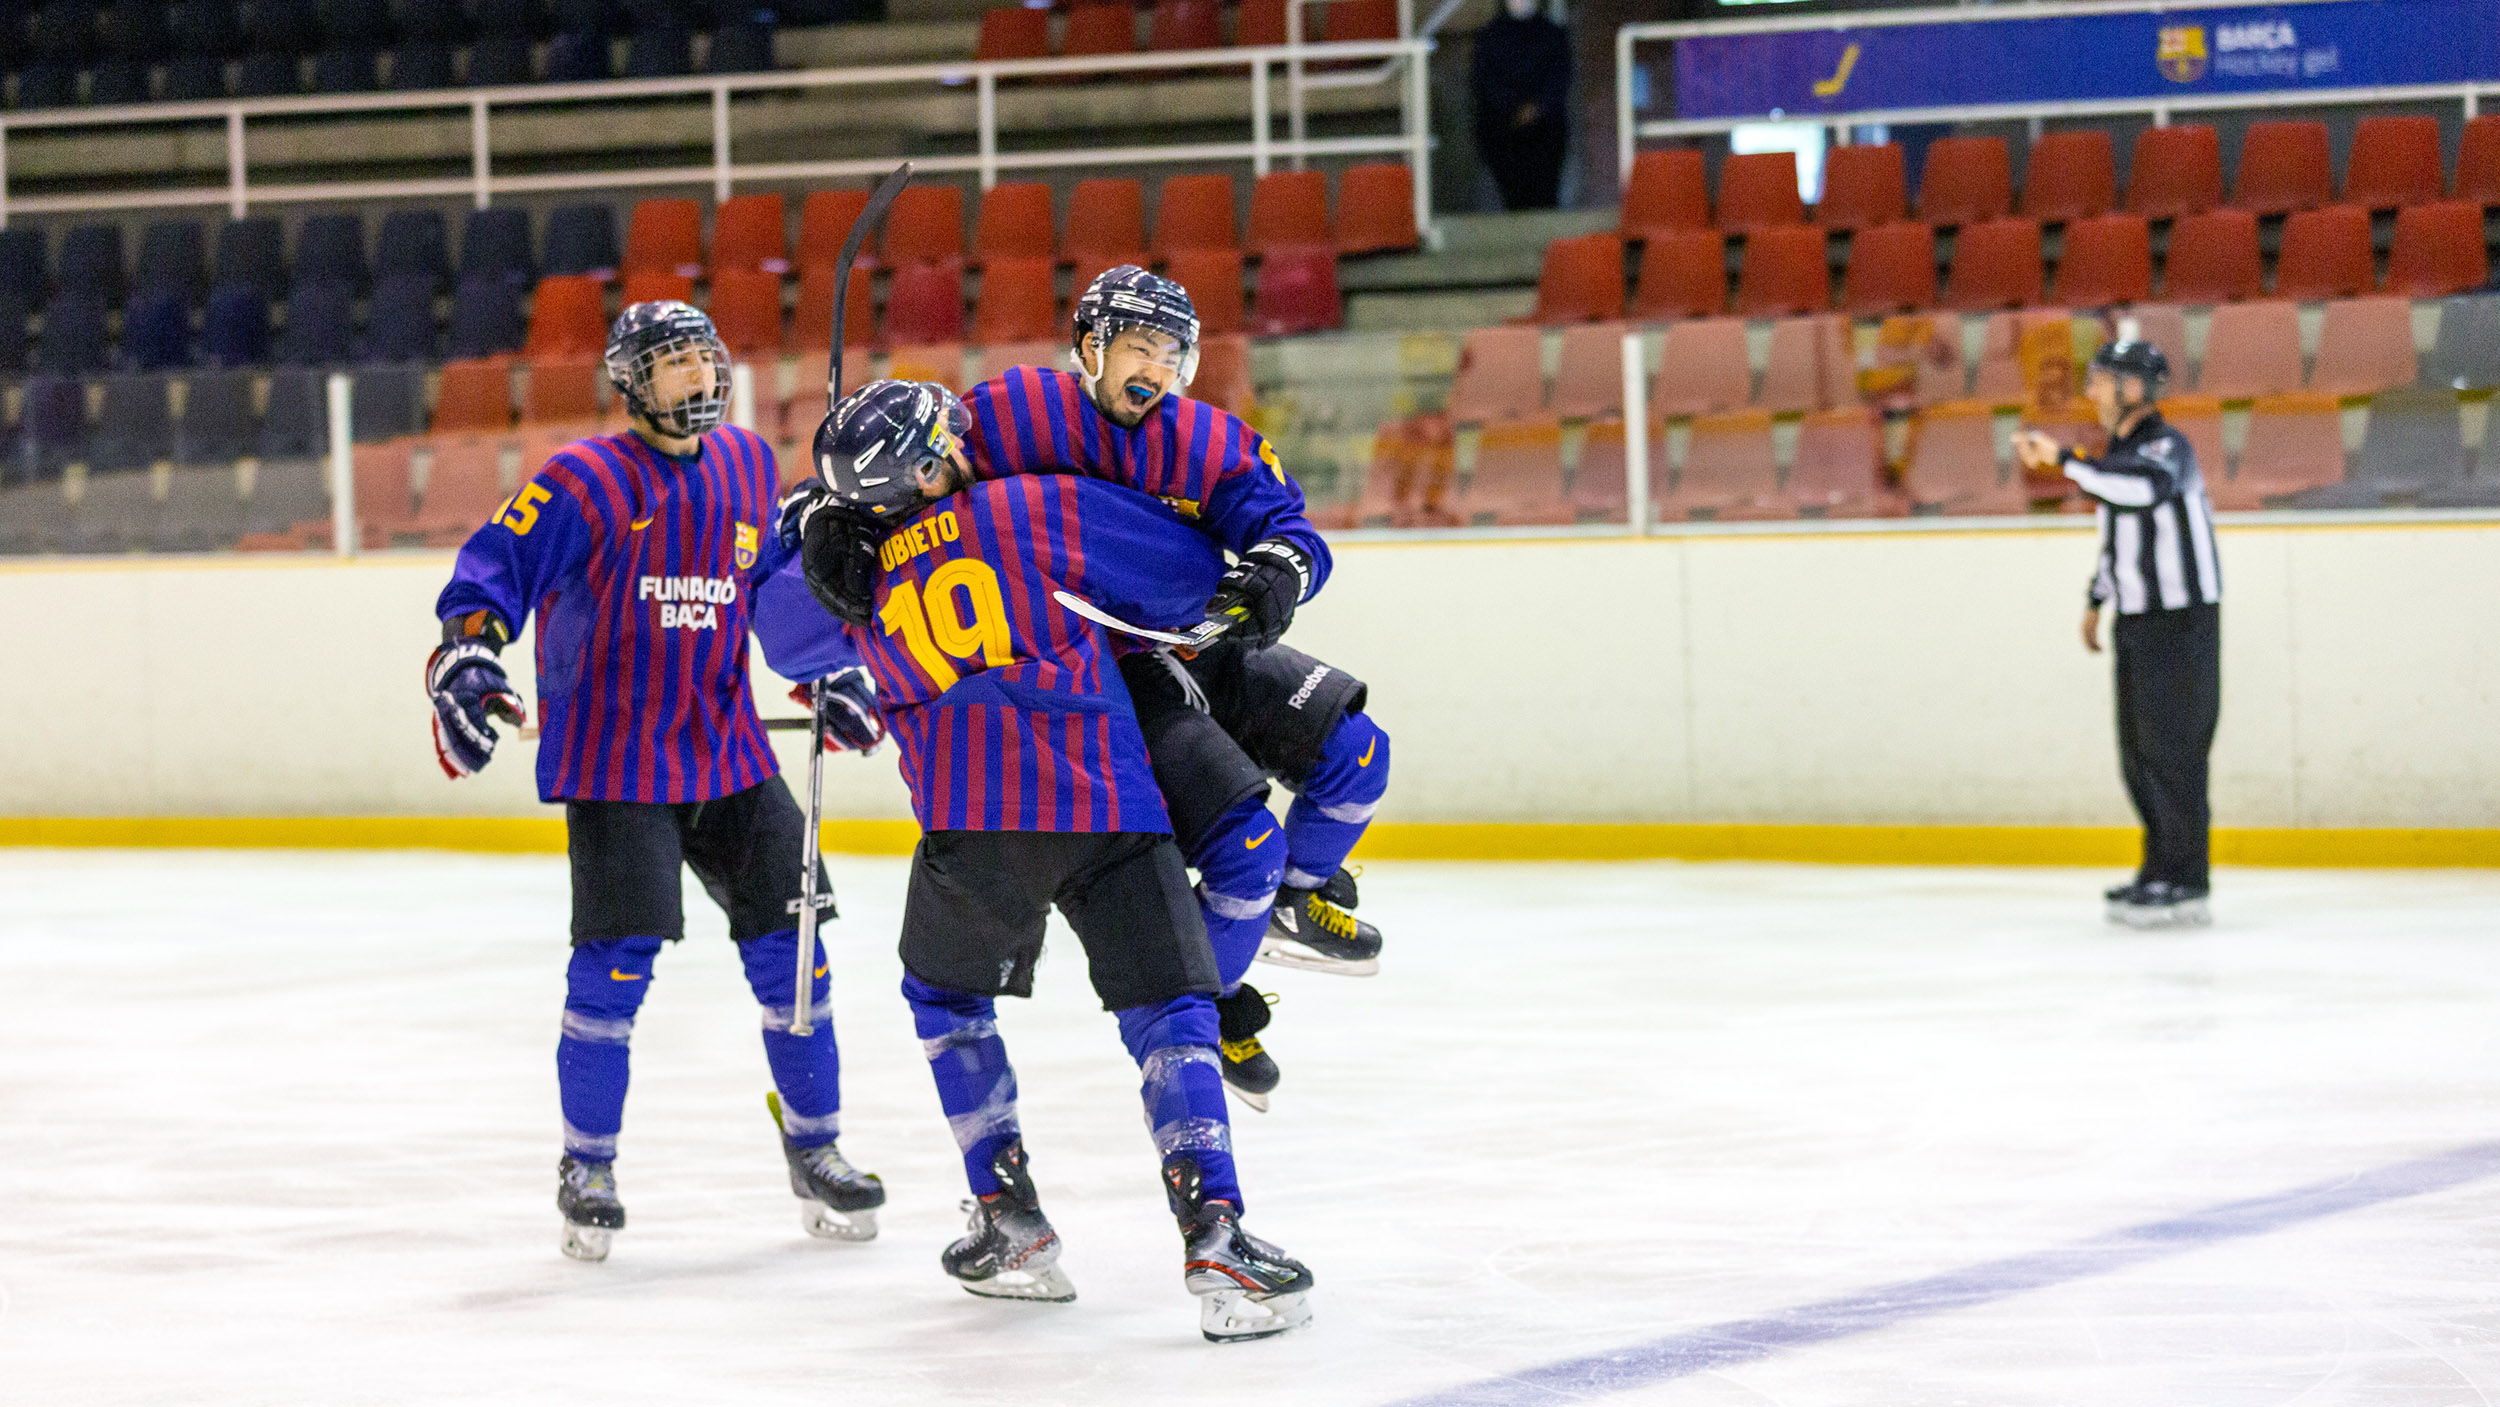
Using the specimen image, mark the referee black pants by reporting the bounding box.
[2113,603,2221,889]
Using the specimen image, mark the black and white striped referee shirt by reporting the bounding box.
[2060,412,2222,615]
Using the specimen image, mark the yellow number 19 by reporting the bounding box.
[880,558,1017,691]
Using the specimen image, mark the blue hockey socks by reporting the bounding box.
[739,929,843,1148]
[1191,793,1286,990]
[1117,995,1244,1210]
[904,974,1021,1196]
[1283,711,1389,890]
[558,935,664,1162]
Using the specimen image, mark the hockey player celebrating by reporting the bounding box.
[427,301,886,1261]
[953,265,1392,1109]
[773,379,1316,1343]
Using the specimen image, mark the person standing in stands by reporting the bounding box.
[2017,329,2222,930]
[1470,0,1571,210]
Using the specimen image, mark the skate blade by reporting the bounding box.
[1223,1081,1271,1114]
[560,1222,613,1262]
[799,1200,879,1242]
[2112,900,2211,930]
[1256,936,1379,977]
[1198,1287,1312,1343]
[958,1264,1077,1303]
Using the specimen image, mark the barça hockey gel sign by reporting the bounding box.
[1673,0,2500,121]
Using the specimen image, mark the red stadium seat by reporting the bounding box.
[1235,0,1290,47]
[976,6,1050,62]
[2386,200,2490,298]
[1327,0,1397,42]
[710,193,788,276]
[1970,308,2066,405]
[1904,400,2023,514]
[1247,244,1341,336]
[2124,304,2191,383]
[2050,213,2152,306]
[2273,204,2374,300]
[1334,164,1419,255]
[1459,414,1572,526]
[706,266,785,357]
[1247,170,1330,255]
[348,440,418,538]
[1066,179,1148,264]
[883,185,966,267]
[973,182,1057,264]
[1550,323,1628,421]
[2125,125,2222,220]
[431,358,513,433]
[523,356,601,426]
[413,432,511,541]
[2458,115,2500,207]
[624,198,704,278]
[1447,325,1544,423]
[1664,408,1782,520]
[1620,148,1709,239]
[887,343,967,392]
[2344,115,2445,209]
[2155,395,2229,492]
[969,256,1057,345]
[1917,136,2012,227]
[1838,220,1937,315]
[2161,208,2263,303]
[2020,130,2117,224]
[1871,314,1967,407]
[1146,0,1222,51]
[1161,247,1246,335]
[525,274,609,359]
[788,263,872,352]
[1788,406,1891,518]
[1942,217,2044,311]
[2195,300,2303,399]
[1062,3,1138,56]
[883,261,966,346]
[1526,234,1626,325]
[1651,319,1750,417]
[798,189,872,270]
[1716,151,1805,233]
[1191,334,1253,416]
[1569,417,1632,524]
[2221,391,2346,507]
[978,339,1064,379]
[2228,120,2332,215]
[1153,174,1238,254]
[2310,296,2417,397]
[620,270,693,307]
[1733,224,1829,316]
[1628,228,1725,320]
[1757,314,1852,414]
[1816,142,1907,231]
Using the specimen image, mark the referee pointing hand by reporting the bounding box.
[2016,329,2221,929]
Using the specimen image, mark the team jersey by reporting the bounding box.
[958,366,1332,597]
[832,474,1226,834]
[2065,412,2223,615]
[435,425,808,805]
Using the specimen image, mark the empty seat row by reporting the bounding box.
[975,0,1397,64]
[1,208,539,308]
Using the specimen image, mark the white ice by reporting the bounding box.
[5,852,2500,1406]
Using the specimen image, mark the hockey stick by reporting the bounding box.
[1052,590,1234,653]
[788,159,914,1040]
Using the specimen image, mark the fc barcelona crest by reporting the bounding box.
[734,521,759,570]
[2156,25,2208,83]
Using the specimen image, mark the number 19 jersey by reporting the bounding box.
[851,474,1226,834]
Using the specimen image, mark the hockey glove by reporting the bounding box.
[789,488,884,631]
[426,614,525,779]
[1206,538,1312,651]
[791,667,884,754]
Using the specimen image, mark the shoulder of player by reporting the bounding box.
[526,437,621,523]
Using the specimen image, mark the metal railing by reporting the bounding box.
[1614,0,2498,187]
[0,34,1434,237]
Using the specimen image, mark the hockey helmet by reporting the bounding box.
[812,378,971,524]
[605,300,731,438]
[2088,320,2170,403]
[1070,264,1200,390]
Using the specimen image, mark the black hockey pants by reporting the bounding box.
[2112,603,2221,890]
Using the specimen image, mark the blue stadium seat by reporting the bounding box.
[296,213,369,291]
[137,220,207,296]
[395,0,465,42]
[312,47,378,92]
[317,0,394,47]
[202,281,271,367]
[554,0,612,30]
[13,62,82,109]
[351,362,425,441]
[36,289,110,374]
[234,50,301,96]
[280,279,355,364]
[215,217,287,302]
[87,59,152,104]
[387,40,454,90]
[58,225,126,303]
[102,0,172,59]
[0,286,31,373]
[460,205,537,288]
[91,372,177,471]
[22,375,90,479]
[545,204,621,278]
[27,2,94,62]
[546,29,612,81]
[122,287,196,371]
[257,367,328,459]
[376,209,450,290]
[244,0,317,54]
[465,31,534,84]
[625,22,693,77]
[179,368,259,465]
[445,270,525,358]
[0,229,46,304]
[164,53,230,99]
[706,23,773,73]
[364,272,439,362]
[168,0,242,56]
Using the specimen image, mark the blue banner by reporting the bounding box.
[1673,0,2500,121]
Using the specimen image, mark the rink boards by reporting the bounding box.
[4,512,2496,863]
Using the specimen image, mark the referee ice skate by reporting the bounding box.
[2017,330,2221,929]
[427,301,886,1260]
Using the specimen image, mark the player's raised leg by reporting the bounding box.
[740,931,883,1240]
[1189,794,1288,1109]
[1266,710,1389,975]
[904,973,1074,1301]
[554,933,662,1261]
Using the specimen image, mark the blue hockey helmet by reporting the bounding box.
[605,300,731,437]
[1071,264,1200,389]
[812,379,971,523]
[2089,320,2170,402]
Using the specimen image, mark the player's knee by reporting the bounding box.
[1192,795,1285,916]
[1115,992,1221,1065]
[1311,712,1390,808]
[902,973,999,1042]
[737,928,829,1009]
[564,935,664,1030]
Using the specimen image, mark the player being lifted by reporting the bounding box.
[426,302,887,1261]
[952,266,1393,1109]
[768,380,1315,1343]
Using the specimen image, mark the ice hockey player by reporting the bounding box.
[954,265,1393,1109]
[770,378,1316,1343]
[426,301,886,1261]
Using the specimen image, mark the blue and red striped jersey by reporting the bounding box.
[846,474,1226,834]
[959,366,1332,597]
[435,425,803,805]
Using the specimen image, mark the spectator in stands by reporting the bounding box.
[1470,0,1570,210]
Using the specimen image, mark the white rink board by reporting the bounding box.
[3,519,2499,828]
[5,851,2500,1405]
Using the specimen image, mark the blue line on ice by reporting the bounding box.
[1390,1140,2500,1406]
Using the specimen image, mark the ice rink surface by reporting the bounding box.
[5,851,2500,1406]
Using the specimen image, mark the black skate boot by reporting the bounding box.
[783,1137,885,1242]
[1260,868,1381,976]
[942,1140,1075,1302]
[2111,880,2211,930]
[556,1154,624,1262]
[1215,985,1280,1114]
[1163,1154,1313,1343]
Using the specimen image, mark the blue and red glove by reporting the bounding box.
[792,666,883,754]
[428,611,525,778]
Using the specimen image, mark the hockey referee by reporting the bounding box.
[2017,329,2220,929]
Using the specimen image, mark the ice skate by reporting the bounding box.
[1259,869,1380,976]
[1163,1155,1312,1343]
[942,1141,1075,1302]
[2110,881,2211,929]
[557,1154,624,1262]
[783,1137,885,1241]
[1215,985,1279,1113]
